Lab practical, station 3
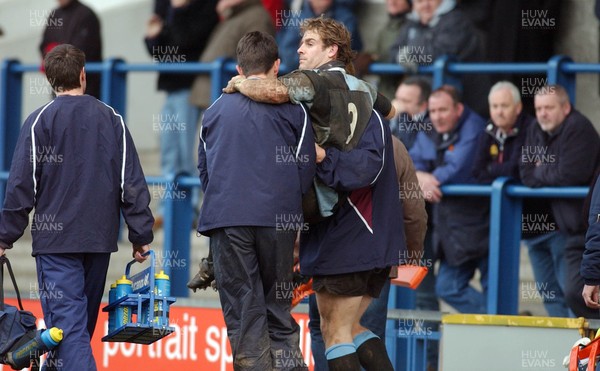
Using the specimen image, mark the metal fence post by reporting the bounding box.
[488,177,522,314]
[101,58,127,117]
[431,55,462,90]
[547,55,576,103]
[166,175,193,298]
[210,57,237,103]
[0,59,23,205]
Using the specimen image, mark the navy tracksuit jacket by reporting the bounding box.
[0,95,154,253]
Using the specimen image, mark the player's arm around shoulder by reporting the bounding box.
[223,75,290,104]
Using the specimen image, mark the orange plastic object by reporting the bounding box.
[569,337,600,371]
[291,278,314,308]
[391,265,428,289]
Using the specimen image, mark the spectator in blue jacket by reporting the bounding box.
[410,85,487,313]
[521,85,600,318]
[473,81,569,317]
[581,173,600,308]
[276,0,363,71]
[197,31,315,370]
[0,44,154,370]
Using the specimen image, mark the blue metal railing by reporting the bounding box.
[0,55,592,304]
[0,57,595,370]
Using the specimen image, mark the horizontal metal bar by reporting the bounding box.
[440,184,492,196]
[505,185,588,198]
[561,63,600,73]
[447,63,548,74]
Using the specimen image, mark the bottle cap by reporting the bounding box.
[48,327,63,342]
[116,275,132,285]
[155,270,169,280]
[110,282,116,289]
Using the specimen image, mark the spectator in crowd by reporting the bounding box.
[261,0,285,28]
[189,0,274,111]
[581,172,600,309]
[409,85,488,313]
[473,81,569,317]
[485,1,561,114]
[390,0,488,116]
[197,31,314,370]
[520,85,600,318]
[354,0,411,98]
[144,0,218,229]
[225,18,400,371]
[390,76,431,149]
[0,44,153,370]
[40,0,102,99]
[276,0,362,71]
[455,0,492,34]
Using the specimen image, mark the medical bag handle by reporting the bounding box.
[0,255,25,311]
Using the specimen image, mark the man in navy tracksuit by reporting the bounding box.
[197,31,315,370]
[0,44,153,370]
[581,173,600,308]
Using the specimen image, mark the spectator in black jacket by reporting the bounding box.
[520,85,600,318]
[390,0,489,116]
[474,81,569,317]
[40,0,102,98]
[144,0,219,228]
[0,44,154,370]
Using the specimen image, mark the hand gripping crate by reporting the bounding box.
[101,250,176,344]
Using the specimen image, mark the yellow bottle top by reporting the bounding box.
[110,282,116,289]
[155,270,169,280]
[48,327,63,342]
[116,275,132,285]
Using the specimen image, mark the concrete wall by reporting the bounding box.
[556,0,600,127]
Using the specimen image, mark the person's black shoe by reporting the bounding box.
[187,257,216,292]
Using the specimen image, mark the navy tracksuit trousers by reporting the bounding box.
[35,253,110,371]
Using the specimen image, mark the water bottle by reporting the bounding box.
[114,275,132,329]
[153,270,170,326]
[107,282,117,333]
[5,327,63,369]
